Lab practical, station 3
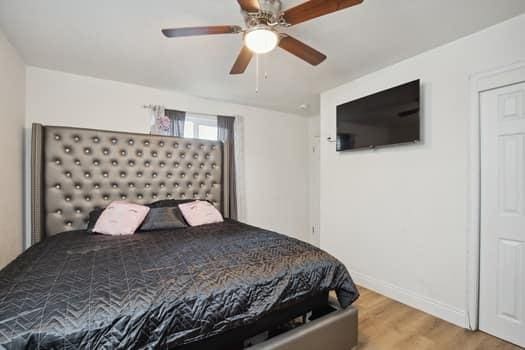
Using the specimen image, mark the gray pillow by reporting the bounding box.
[147,199,195,208]
[86,208,104,232]
[139,207,188,231]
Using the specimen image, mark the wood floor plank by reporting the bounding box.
[353,286,523,350]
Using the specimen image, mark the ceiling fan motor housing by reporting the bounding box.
[243,0,286,27]
[258,0,282,15]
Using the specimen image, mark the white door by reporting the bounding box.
[479,81,525,347]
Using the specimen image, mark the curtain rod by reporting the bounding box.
[142,104,221,118]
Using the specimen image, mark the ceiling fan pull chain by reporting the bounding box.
[255,53,260,93]
[263,54,268,80]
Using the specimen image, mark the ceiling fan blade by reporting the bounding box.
[162,25,241,38]
[279,36,327,66]
[237,0,260,12]
[230,46,253,75]
[284,0,363,26]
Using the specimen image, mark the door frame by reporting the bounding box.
[466,61,525,330]
[309,136,321,246]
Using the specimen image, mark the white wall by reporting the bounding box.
[0,30,25,269]
[26,67,310,243]
[320,13,525,327]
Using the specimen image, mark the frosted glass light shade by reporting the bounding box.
[244,28,279,54]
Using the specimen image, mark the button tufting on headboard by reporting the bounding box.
[31,124,226,243]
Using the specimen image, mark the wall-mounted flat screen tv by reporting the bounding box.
[336,79,420,151]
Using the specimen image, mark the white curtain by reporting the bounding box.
[149,105,171,136]
[233,115,247,222]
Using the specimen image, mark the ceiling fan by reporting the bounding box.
[162,0,364,75]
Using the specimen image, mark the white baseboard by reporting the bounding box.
[350,269,466,328]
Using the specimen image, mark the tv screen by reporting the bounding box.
[336,80,420,151]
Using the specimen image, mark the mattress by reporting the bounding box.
[0,220,358,349]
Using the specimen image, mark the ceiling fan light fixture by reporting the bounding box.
[244,27,279,54]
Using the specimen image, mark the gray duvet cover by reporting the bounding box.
[0,220,358,349]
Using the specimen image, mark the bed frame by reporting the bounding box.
[31,123,358,349]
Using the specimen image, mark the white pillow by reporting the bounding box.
[178,201,224,226]
[93,201,150,235]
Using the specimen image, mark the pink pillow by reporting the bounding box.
[93,201,150,236]
[178,201,224,226]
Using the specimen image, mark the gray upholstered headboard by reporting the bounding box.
[31,123,229,244]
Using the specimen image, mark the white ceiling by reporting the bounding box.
[1,0,524,116]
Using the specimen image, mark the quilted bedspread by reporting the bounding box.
[0,220,358,349]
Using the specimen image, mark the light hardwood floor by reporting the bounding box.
[354,286,523,350]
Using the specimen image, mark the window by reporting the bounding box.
[183,114,218,141]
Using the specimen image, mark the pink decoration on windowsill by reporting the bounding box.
[158,115,171,132]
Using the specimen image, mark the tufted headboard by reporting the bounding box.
[31,123,229,244]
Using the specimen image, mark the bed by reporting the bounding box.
[0,124,359,349]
